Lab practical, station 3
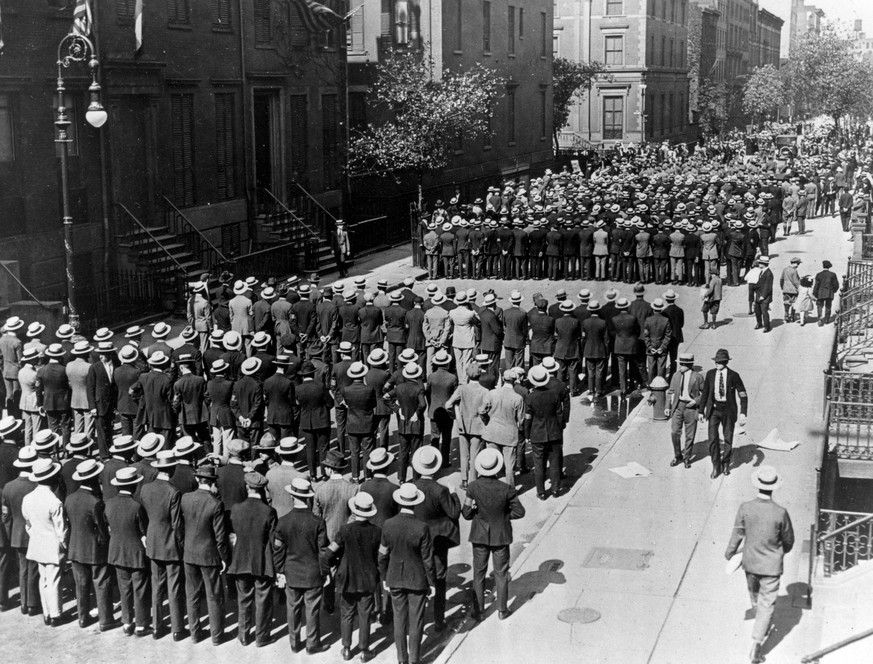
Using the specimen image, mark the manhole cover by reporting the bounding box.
[558,607,601,624]
[582,547,654,571]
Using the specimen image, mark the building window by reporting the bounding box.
[519,7,524,36]
[456,0,463,50]
[661,35,666,65]
[288,2,311,48]
[254,0,271,45]
[660,92,665,135]
[540,88,547,139]
[215,93,236,200]
[167,0,190,25]
[213,0,232,29]
[392,0,420,46]
[508,6,515,54]
[679,39,684,67]
[507,88,516,144]
[606,0,623,15]
[322,94,340,190]
[349,92,368,132]
[670,38,674,66]
[348,5,365,52]
[0,95,14,163]
[605,35,623,65]
[453,130,464,154]
[541,11,547,56]
[171,94,195,206]
[483,1,491,52]
[679,91,685,126]
[289,95,308,186]
[603,96,623,140]
[649,34,654,65]
[668,93,674,132]
[117,0,135,21]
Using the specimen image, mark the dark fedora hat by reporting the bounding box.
[322,449,347,470]
[712,348,731,363]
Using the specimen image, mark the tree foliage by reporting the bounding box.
[697,78,728,136]
[347,48,505,177]
[551,57,610,148]
[742,64,787,121]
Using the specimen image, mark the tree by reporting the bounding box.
[347,47,505,209]
[743,64,787,124]
[551,57,610,150]
[697,78,728,137]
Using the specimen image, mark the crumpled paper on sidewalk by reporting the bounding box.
[756,428,800,452]
[609,462,652,479]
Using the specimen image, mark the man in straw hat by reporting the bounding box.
[229,280,255,356]
[666,352,704,469]
[86,341,119,459]
[378,482,435,664]
[100,434,138,501]
[296,360,333,481]
[173,353,209,445]
[105,467,151,636]
[228,471,277,647]
[140,449,186,640]
[462,448,525,622]
[724,466,794,664]
[17,348,42,446]
[232,357,265,448]
[274,477,330,654]
[427,349,458,467]
[130,351,176,446]
[0,316,23,418]
[699,348,748,479]
[21,457,67,626]
[67,339,95,438]
[206,358,235,457]
[35,343,72,449]
[342,361,377,483]
[180,464,229,645]
[326,491,382,661]
[264,437,306,517]
[2,446,41,616]
[113,345,142,439]
[65,458,117,630]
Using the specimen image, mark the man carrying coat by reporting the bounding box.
[699,348,748,479]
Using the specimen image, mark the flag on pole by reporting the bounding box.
[290,0,347,33]
[134,0,143,53]
[72,0,92,37]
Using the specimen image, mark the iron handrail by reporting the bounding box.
[117,203,190,274]
[801,626,873,663]
[817,512,873,542]
[162,196,229,263]
[260,188,320,241]
[292,181,339,226]
[0,262,54,311]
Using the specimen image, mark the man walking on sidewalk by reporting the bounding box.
[699,349,748,479]
[665,353,703,468]
[724,466,794,664]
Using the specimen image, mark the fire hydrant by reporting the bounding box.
[648,376,670,421]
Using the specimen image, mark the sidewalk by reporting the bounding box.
[436,217,849,664]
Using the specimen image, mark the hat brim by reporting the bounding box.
[0,420,23,437]
[277,444,305,456]
[110,475,144,486]
[151,459,178,468]
[284,486,315,498]
[392,488,424,506]
[32,464,62,482]
[367,453,396,470]
[475,457,505,476]
[72,466,104,482]
[752,475,782,491]
[349,503,377,518]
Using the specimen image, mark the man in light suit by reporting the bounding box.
[334,220,351,279]
[699,348,748,479]
[449,293,479,384]
[479,370,526,487]
[666,352,704,468]
[724,466,794,664]
[17,348,42,445]
[229,281,255,355]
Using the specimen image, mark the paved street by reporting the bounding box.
[0,216,851,663]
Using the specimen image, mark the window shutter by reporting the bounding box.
[213,0,231,27]
[117,0,135,21]
[321,94,339,190]
[254,0,272,44]
[171,94,195,207]
[289,95,309,187]
[348,6,365,51]
[215,94,236,200]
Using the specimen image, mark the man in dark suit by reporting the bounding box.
[263,354,298,443]
[231,357,265,448]
[358,295,384,361]
[462,448,525,621]
[384,292,409,373]
[332,342,356,456]
[205,359,235,457]
[140,450,186,640]
[662,290,685,378]
[228,471,277,647]
[35,344,72,448]
[699,348,748,478]
[666,353,705,468]
[581,301,609,398]
[411,446,460,631]
[65,459,115,630]
[838,188,853,232]
[338,293,362,361]
[378,483,435,664]
[360,449,398,623]
[528,299,555,366]
[114,345,143,438]
[105,466,151,636]
[754,256,774,333]
[426,351,457,466]
[100,435,137,501]
[524,366,565,500]
[503,291,528,369]
[554,301,581,395]
[724,466,794,664]
[365,349,393,451]
[404,297,428,378]
[393,363,428,483]
[86,342,118,459]
[181,464,228,645]
[643,298,673,384]
[296,360,334,480]
[478,293,504,377]
[216,439,248,516]
[172,326,203,375]
[273,478,330,654]
[812,259,841,325]
[172,354,209,444]
[511,220,528,279]
[129,351,176,445]
[1,447,39,615]
[342,362,378,483]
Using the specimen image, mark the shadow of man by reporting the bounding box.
[759,582,807,657]
[506,560,567,615]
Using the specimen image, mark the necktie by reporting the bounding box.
[681,371,688,400]
[719,369,725,400]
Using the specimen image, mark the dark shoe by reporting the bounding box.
[763,327,771,333]
[307,644,329,655]
[49,617,63,627]
[361,650,376,662]
[99,620,122,632]
[669,457,681,467]
[190,629,206,644]
[537,492,549,501]
[754,324,762,330]
[469,609,482,622]
[723,465,731,476]
[818,320,824,327]
[434,620,448,632]
[212,633,228,646]
[135,626,152,638]
[122,623,135,636]
[342,646,352,661]
[684,460,692,469]
[255,636,275,647]
[172,631,186,642]
[79,617,90,629]
[498,610,512,620]
[43,615,51,626]
[291,636,304,653]
[461,480,468,490]
[710,468,720,480]
[20,605,28,615]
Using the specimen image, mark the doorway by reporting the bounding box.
[252,90,284,201]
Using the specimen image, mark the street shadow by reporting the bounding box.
[715,317,734,328]
[760,582,807,656]
[733,442,766,468]
[506,560,567,615]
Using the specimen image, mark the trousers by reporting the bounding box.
[472,544,509,614]
[348,433,375,481]
[302,428,331,478]
[151,559,185,633]
[184,562,224,639]
[36,562,61,618]
[286,585,322,649]
[532,440,561,496]
[17,550,40,610]
[746,573,781,644]
[116,566,150,629]
[389,588,427,663]
[670,402,698,460]
[235,574,273,645]
[397,433,423,484]
[458,434,482,484]
[708,405,736,469]
[340,591,374,651]
[71,560,113,625]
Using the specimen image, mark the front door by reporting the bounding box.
[253,90,284,205]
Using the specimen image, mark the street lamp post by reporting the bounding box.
[639,82,647,144]
[56,33,107,331]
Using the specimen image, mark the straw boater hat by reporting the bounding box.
[210,358,230,374]
[432,349,452,366]
[752,465,782,492]
[285,477,315,499]
[151,322,171,339]
[403,363,423,380]
[180,326,197,343]
[72,458,104,482]
[528,365,550,387]
[137,432,165,458]
[3,316,24,332]
[95,341,116,355]
[348,492,378,518]
[26,321,45,338]
[119,345,138,364]
[124,325,144,339]
[392,482,425,507]
[241,357,262,376]
[30,458,61,483]
[174,436,201,457]
[412,446,443,476]
[679,352,695,366]
[71,340,94,356]
[111,467,144,487]
[0,415,22,438]
[223,331,243,351]
[148,351,170,368]
[347,361,368,379]
[93,327,113,343]
[110,434,138,455]
[541,357,560,374]
[398,349,419,364]
[56,324,75,340]
[233,280,248,295]
[151,450,177,469]
[367,448,395,471]
[66,433,92,454]
[13,446,38,468]
[475,448,504,477]
[367,348,389,366]
[251,331,271,349]
[277,436,305,456]
[32,429,60,452]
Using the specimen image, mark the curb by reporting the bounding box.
[433,393,652,664]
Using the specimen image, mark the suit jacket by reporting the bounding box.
[462,477,525,546]
[64,358,89,410]
[105,492,149,569]
[231,375,264,422]
[338,304,361,343]
[479,384,525,444]
[524,387,564,443]
[662,304,685,344]
[700,367,748,422]
[426,368,458,419]
[217,462,248,517]
[554,315,581,360]
[263,372,297,426]
[99,458,127,502]
[366,368,392,417]
[139,478,184,562]
[313,477,359,541]
[502,307,528,349]
[384,305,408,344]
[342,382,377,434]
[21,485,68,565]
[667,369,705,415]
[86,360,117,416]
[359,476,398,528]
[171,463,198,495]
[296,379,334,430]
[229,294,254,335]
[756,268,774,302]
[2,476,36,548]
[725,497,794,576]
[18,364,39,412]
[173,343,203,376]
[253,299,273,334]
[113,364,142,416]
[65,487,109,565]
[405,307,426,351]
[445,380,488,436]
[173,373,208,425]
[131,370,175,429]
[36,362,71,411]
[812,269,840,300]
[643,313,673,354]
[412,478,461,547]
[449,306,479,349]
[378,512,435,591]
[181,488,229,566]
[0,333,22,380]
[334,520,382,594]
[273,507,329,588]
[394,379,427,436]
[358,305,384,344]
[582,315,609,359]
[479,308,504,353]
[206,375,236,428]
[529,310,555,355]
[229,497,277,577]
